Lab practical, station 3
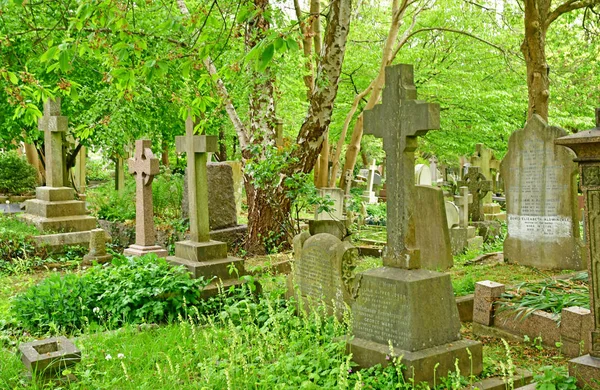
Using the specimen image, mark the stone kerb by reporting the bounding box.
[19,336,81,377]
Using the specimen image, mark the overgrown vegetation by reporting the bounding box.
[11,254,208,335]
[0,152,37,195]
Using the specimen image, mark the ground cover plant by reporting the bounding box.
[11,254,207,335]
[0,152,38,195]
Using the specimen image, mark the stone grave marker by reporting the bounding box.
[167,115,246,296]
[502,115,583,270]
[82,229,112,264]
[311,187,348,240]
[362,159,378,204]
[20,98,97,234]
[289,232,359,318]
[414,185,453,270]
[123,139,168,258]
[457,167,491,222]
[450,186,482,254]
[348,64,482,385]
[445,201,460,229]
[470,144,499,203]
[415,163,432,185]
[556,108,600,387]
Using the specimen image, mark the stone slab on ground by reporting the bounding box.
[465,369,533,390]
[33,230,110,252]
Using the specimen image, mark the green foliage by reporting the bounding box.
[0,152,37,195]
[86,158,113,182]
[533,366,577,390]
[453,275,476,297]
[498,273,589,321]
[0,214,44,275]
[11,255,207,335]
[365,202,387,226]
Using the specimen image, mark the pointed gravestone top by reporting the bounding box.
[363,64,440,269]
[457,167,491,222]
[176,115,217,243]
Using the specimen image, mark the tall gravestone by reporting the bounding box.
[310,187,348,240]
[362,159,378,204]
[414,186,453,270]
[347,64,482,385]
[20,98,97,233]
[167,115,246,296]
[556,109,600,388]
[123,139,168,258]
[501,115,584,270]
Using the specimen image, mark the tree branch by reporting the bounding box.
[546,0,600,28]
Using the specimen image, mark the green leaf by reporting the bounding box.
[274,37,285,51]
[258,43,274,71]
[58,50,71,72]
[8,72,18,85]
[286,38,299,52]
[40,46,59,63]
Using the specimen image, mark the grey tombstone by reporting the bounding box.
[501,115,584,270]
[556,108,600,387]
[167,115,247,296]
[415,163,432,185]
[20,98,97,233]
[289,232,359,318]
[445,201,460,229]
[311,187,348,240]
[414,185,453,270]
[123,139,168,258]
[362,159,378,204]
[450,186,481,254]
[347,64,482,385]
[83,229,112,264]
[457,167,491,222]
[470,144,499,204]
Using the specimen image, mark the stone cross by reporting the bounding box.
[458,167,491,222]
[366,159,377,193]
[38,98,68,188]
[363,64,440,269]
[129,139,159,247]
[454,186,473,228]
[176,115,217,242]
[470,144,499,203]
[555,108,600,361]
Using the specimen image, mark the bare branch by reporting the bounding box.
[546,0,600,28]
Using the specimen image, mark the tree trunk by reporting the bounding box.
[161,141,169,167]
[316,132,329,187]
[521,0,550,121]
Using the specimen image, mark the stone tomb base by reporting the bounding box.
[569,355,600,389]
[348,337,482,386]
[19,187,96,233]
[167,239,246,297]
[348,267,482,385]
[124,244,168,258]
[449,226,482,255]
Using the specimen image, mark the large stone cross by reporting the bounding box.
[38,98,68,187]
[457,167,491,222]
[176,115,217,242]
[129,139,159,247]
[363,64,440,269]
[454,186,472,229]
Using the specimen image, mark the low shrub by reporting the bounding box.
[0,152,38,195]
[12,254,208,334]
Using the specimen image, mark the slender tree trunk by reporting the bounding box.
[316,133,329,187]
[24,140,43,184]
[521,0,550,121]
[161,140,169,167]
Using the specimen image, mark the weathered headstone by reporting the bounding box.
[445,201,460,229]
[223,161,243,218]
[167,115,246,296]
[83,229,112,264]
[449,186,481,254]
[502,115,583,270]
[415,163,432,185]
[362,159,378,204]
[347,64,482,385]
[556,109,600,388]
[458,167,491,222]
[123,139,168,258]
[289,232,358,318]
[414,185,453,270]
[20,98,97,233]
[182,163,239,230]
[311,187,348,240]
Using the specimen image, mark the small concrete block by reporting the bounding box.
[473,281,505,326]
[124,244,168,258]
[483,203,501,214]
[19,337,81,376]
[35,187,74,202]
[466,226,477,239]
[561,306,591,340]
[173,240,227,261]
[167,255,245,280]
[25,200,87,218]
[569,354,600,389]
